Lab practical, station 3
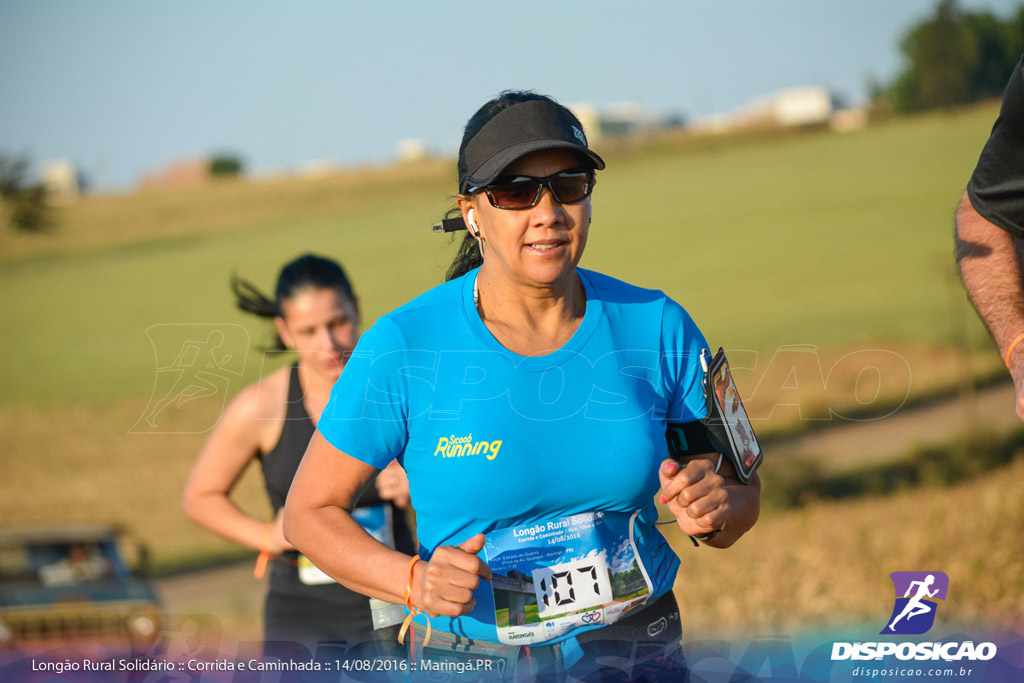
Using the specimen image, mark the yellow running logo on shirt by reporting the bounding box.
[433,434,503,460]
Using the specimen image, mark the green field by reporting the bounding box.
[0,102,1014,592]
[0,103,1002,407]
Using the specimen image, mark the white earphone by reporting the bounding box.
[467,208,480,237]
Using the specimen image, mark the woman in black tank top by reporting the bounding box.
[182,254,414,656]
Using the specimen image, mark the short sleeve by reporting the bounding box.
[318,316,409,469]
[661,298,710,423]
[967,55,1024,237]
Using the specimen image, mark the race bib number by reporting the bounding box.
[298,504,395,585]
[483,511,654,645]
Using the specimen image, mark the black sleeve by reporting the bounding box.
[967,55,1024,237]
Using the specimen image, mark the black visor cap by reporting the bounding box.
[458,100,605,195]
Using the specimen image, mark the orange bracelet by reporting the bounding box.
[253,523,274,579]
[1006,331,1024,368]
[397,555,431,647]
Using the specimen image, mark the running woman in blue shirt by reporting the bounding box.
[285,92,760,680]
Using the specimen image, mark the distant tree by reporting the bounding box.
[208,154,244,178]
[1011,6,1024,61]
[889,0,978,112]
[885,0,1024,113]
[963,9,1019,99]
[0,152,53,232]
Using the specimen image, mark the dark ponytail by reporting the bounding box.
[232,253,356,349]
[231,275,277,318]
[445,209,484,282]
[445,90,571,282]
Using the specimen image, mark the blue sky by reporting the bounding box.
[1,0,1020,190]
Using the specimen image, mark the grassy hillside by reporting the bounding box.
[0,103,1003,408]
[0,103,1013,579]
[670,453,1024,634]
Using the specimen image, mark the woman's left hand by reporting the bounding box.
[269,508,295,554]
[658,456,729,538]
[376,460,411,509]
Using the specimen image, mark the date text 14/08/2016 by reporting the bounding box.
[340,658,496,674]
[31,658,497,675]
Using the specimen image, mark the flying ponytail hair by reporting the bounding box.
[231,275,277,318]
[231,253,356,350]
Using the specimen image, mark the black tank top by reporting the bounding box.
[260,364,396,511]
[258,364,413,594]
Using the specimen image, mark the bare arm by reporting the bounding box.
[181,385,291,553]
[955,190,1024,419]
[284,431,491,615]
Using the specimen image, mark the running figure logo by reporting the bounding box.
[131,324,249,433]
[880,571,949,635]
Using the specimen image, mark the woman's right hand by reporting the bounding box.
[412,533,492,617]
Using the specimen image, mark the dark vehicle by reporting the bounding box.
[0,524,161,653]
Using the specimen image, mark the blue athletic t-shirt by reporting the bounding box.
[319,267,709,643]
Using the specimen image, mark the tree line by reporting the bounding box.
[884,0,1024,112]
[0,153,52,233]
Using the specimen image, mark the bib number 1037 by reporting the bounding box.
[533,556,613,618]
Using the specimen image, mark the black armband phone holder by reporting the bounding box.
[666,348,763,485]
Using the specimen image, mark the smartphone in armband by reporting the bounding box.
[666,347,763,484]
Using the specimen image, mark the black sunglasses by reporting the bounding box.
[470,169,596,210]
